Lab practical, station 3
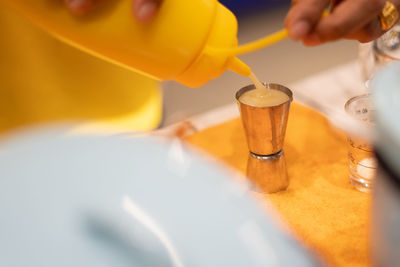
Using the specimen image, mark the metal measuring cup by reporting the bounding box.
[236,83,293,193]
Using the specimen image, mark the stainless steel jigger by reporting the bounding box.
[236,83,293,193]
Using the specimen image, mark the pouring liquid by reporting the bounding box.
[240,72,289,107]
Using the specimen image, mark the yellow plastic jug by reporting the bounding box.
[1,0,291,87]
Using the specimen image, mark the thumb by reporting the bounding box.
[133,0,162,22]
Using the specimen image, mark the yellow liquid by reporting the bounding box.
[249,72,266,91]
[241,72,289,107]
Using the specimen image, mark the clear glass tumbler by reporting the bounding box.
[360,22,400,83]
[345,94,376,193]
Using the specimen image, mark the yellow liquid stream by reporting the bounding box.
[241,72,289,107]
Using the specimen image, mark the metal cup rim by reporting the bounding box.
[344,93,375,128]
[344,93,372,113]
[235,83,293,108]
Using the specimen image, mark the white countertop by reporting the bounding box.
[157,60,367,137]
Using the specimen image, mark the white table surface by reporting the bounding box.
[156,60,367,137]
[67,60,366,138]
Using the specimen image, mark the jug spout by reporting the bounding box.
[175,2,243,87]
[228,57,251,77]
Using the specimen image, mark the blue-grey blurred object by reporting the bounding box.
[219,0,290,16]
[371,62,400,266]
[0,126,320,267]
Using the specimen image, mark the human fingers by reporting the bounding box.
[310,0,400,44]
[64,0,96,15]
[133,0,162,22]
[312,0,385,43]
[285,0,330,40]
[343,19,383,43]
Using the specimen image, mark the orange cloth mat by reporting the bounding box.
[184,103,371,267]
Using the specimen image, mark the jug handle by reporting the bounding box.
[207,10,330,57]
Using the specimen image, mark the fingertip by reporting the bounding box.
[65,0,93,15]
[303,32,322,46]
[286,0,330,41]
[288,20,310,41]
[134,0,160,22]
